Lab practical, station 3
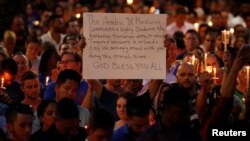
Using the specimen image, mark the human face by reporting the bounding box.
[67,21,79,34]
[206,55,219,69]
[204,34,216,52]
[54,18,65,33]
[21,79,40,99]
[40,103,57,131]
[235,37,245,49]
[127,116,149,135]
[26,42,40,59]
[8,113,33,141]
[87,127,114,141]
[55,117,80,136]
[55,79,79,101]
[107,79,122,88]
[123,79,143,95]
[60,54,80,72]
[167,42,177,65]
[13,54,29,77]
[215,35,223,51]
[4,37,16,55]
[237,67,247,85]
[116,97,127,120]
[184,33,199,52]
[11,16,25,34]
[177,63,196,89]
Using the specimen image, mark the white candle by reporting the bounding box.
[191,55,195,65]
[127,0,133,5]
[1,78,4,89]
[204,53,207,68]
[194,23,199,32]
[230,28,234,35]
[222,30,230,52]
[208,21,213,27]
[247,66,250,90]
[213,67,216,78]
[45,76,49,86]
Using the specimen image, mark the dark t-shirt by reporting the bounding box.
[30,125,87,141]
[98,86,119,120]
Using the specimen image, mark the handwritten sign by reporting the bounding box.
[83,13,166,79]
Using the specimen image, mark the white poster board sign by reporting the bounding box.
[83,13,166,79]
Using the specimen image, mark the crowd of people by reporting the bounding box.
[0,0,250,141]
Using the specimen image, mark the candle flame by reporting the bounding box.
[127,0,133,5]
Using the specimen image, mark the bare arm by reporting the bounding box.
[196,71,212,125]
[87,79,103,98]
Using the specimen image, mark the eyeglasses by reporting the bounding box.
[59,60,76,64]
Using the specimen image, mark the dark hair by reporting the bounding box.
[37,100,57,118]
[174,36,185,50]
[56,69,81,87]
[25,35,42,45]
[6,103,33,124]
[0,58,18,75]
[163,85,190,114]
[116,92,135,103]
[21,71,38,83]
[126,96,151,118]
[47,14,62,26]
[173,31,184,39]
[37,100,57,127]
[57,98,79,119]
[88,107,115,130]
[185,29,199,39]
[39,48,59,74]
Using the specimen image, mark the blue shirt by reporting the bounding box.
[43,80,88,105]
[112,124,137,141]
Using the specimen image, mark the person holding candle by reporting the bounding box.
[0,58,24,104]
[202,44,250,140]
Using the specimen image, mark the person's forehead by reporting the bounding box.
[59,79,78,86]
[23,79,39,84]
[61,54,74,60]
[15,113,33,122]
[178,64,194,73]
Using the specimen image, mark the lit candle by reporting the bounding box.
[191,55,195,65]
[1,77,4,89]
[75,13,81,19]
[213,67,216,78]
[205,66,213,73]
[222,30,230,52]
[194,23,199,32]
[45,76,49,86]
[204,53,207,68]
[247,66,250,90]
[149,6,155,14]
[127,0,133,5]
[208,21,213,27]
[230,28,234,35]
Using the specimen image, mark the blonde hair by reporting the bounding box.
[3,30,16,42]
